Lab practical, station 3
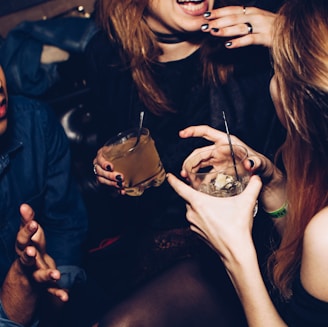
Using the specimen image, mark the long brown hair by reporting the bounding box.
[95,0,240,115]
[269,0,328,299]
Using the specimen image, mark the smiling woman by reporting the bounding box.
[82,0,287,326]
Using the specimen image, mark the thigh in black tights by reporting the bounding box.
[98,255,247,327]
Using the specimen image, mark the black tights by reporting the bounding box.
[98,254,247,327]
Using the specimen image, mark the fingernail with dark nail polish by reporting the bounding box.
[203,11,211,18]
[106,165,112,172]
[117,181,123,188]
[211,28,219,32]
[115,175,122,181]
[249,159,254,167]
[225,41,233,47]
[201,24,209,31]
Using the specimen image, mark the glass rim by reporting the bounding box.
[104,127,150,147]
[184,143,248,176]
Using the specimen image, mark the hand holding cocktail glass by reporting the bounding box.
[93,113,165,196]
[166,129,261,252]
[167,124,287,262]
[101,127,165,196]
[175,124,286,215]
[183,142,258,216]
[167,160,262,258]
[182,112,258,215]
[183,143,252,197]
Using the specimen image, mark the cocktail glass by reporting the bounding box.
[102,128,165,196]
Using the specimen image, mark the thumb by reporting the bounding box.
[20,204,35,226]
[166,173,198,204]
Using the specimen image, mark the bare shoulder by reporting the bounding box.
[304,206,328,245]
[301,206,328,301]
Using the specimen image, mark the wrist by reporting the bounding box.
[263,201,288,219]
[220,235,257,269]
[13,259,41,291]
[2,260,38,298]
[260,175,286,213]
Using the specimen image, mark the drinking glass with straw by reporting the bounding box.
[183,111,258,215]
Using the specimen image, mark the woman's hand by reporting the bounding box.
[93,147,126,195]
[178,125,286,212]
[167,173,261,261]
[201,6,276,48]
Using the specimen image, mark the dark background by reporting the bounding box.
[0,0,50,17]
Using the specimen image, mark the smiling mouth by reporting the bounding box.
[0,93,7,119]
[177,0,204,3]
[176,0,207,14]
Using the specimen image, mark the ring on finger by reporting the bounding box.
[243,6,246,15]
[245,22,253,34]
[93,164,98,175]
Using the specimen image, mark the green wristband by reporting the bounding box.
[264,202,288,219]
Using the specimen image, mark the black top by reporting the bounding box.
[84,31,285,235]
[272,276,328,326]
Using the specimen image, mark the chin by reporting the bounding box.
[180,17,207,32]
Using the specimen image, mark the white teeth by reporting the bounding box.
[176,0,205,13]
[177,0,203,3]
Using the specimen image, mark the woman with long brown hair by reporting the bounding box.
[168,0,328,325]
[85,0,286,325]
[89,0,284,250]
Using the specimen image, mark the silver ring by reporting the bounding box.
[93,164,97,175]
[245,22,253,34]
[243,6,246,15]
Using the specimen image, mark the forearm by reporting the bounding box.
[0,259,38,326]
[223,245,287,327]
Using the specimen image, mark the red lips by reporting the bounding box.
[0,97,8,120]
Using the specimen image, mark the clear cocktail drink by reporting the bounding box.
[184,144,249,196]
[184,144,258,215]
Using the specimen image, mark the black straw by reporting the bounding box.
[222,111,240,181]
